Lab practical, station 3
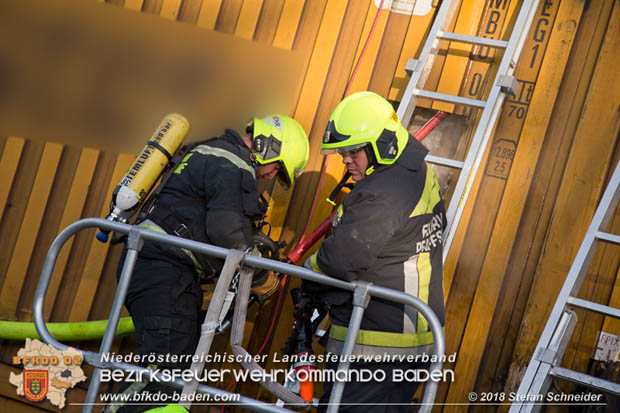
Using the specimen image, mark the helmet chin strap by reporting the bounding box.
[327,171,353,206]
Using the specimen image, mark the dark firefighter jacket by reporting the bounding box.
[307,137,446,356]
[139,129,265,280]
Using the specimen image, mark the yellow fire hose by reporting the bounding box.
[0,317,134,341]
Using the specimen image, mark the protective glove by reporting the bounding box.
[250,270,280,302]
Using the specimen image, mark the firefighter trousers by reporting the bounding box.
[318,359,430,413]
[104,250,202,413]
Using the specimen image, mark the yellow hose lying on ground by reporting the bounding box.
[0,317,134,341]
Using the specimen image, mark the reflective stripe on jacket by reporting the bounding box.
[138,219,205,278]
[312,137,446,356]
[139,130,263,278]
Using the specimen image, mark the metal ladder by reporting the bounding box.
[396,0,542,262]
[509,160,620,412]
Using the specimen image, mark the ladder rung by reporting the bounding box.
[437,31,509,48]
[426,155,464,169]
[414,89,487,108]
[567,297,620,318]
[595,231,620,245]
[550,366,620,395]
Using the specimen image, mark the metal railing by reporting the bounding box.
[33,218,445,413]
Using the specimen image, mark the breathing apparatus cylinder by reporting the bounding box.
[96,113,190,242]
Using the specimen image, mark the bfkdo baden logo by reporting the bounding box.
[23,370,49,402]
[10,339,86,409]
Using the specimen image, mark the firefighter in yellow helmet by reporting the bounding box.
[251,114,309,189]
[106,115,308,413]
[305,91,446,412]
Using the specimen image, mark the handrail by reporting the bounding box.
[33,218,445,413]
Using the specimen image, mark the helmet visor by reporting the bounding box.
[275,160,304,190]
[275,161,290,189]
[321,142,368,156]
